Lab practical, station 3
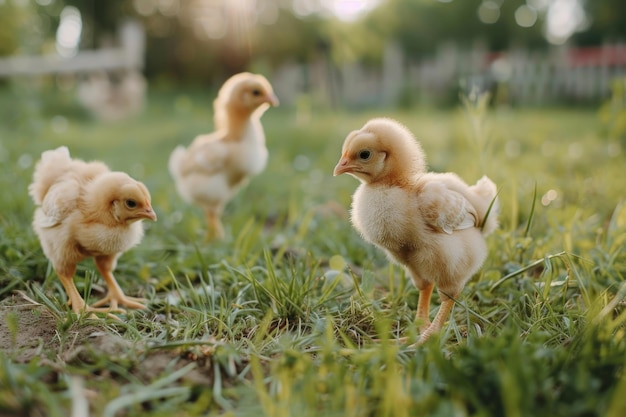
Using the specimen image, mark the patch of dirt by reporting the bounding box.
[139,351,212,384]
[0,295,61,362]
[0,295,214,385]
[0,296,141,364]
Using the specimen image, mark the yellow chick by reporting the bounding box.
[168,72,279,239]
[334,118,499,344]
[29,146,157,317]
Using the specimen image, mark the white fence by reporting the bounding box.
[271,42,626,108]
[0,20,144,77]
[2,21,623,109]
[0,20,146,121]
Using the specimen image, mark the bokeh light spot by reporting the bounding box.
[51,115,68,134]
[514,5,537,28]
[478,1,500,24]
[134,0,157,16]
[293,154,311,171]
[568,142,583,159]
[329,254,346,271]
[56,6,82,58]
[546,0,587,45]
[158,0,180,17]
[541,189,558,206]
[18,154,33,170]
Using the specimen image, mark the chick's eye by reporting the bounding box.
[358,150,371,160]
[125,199,137,209]
[252,89,261,96]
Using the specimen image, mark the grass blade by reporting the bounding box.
[490,251,566,291]
[524,182,538,239]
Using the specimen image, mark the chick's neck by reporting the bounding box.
[220,106,265,144]
[371,151,425,187]
[79,189,127,227]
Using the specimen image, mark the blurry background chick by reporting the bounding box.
[168,72,279,239]
[334,118,499,344]
[29,146,157,317]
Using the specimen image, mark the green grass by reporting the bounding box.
[1,81,626,417]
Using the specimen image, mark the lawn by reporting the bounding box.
[1,81,625,417]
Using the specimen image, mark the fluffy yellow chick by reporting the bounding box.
[29,146,157,317]
[334,118,499,344]
[168,72,279,239]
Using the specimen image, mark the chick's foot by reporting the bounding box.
[91,293,147,311]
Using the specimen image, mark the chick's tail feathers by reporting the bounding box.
[28,146,72,205]
[471,175,500,236]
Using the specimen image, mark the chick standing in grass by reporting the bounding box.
[168,72,279,239]
[29,146,157,318]
[334,118,499,344]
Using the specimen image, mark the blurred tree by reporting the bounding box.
[323,12,387,66]
[135,1,329,83]
[0,1,39,56]
[573,0,626,45]
[361,0,546,61]
[251,9,327,66]
[64,0,135,48]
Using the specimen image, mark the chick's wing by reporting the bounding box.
[38,177,80,228]
[180,135,229,177]
[419,181,477,235]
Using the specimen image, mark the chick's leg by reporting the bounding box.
[204,207,225,240]
[414,299,455,346]
[56,265,122,320]
[56,264,87,313]
[415,282,434,332]
[90,255,147,311]
[381,279,434,345]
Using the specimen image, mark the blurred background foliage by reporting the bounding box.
[1,0,625,85]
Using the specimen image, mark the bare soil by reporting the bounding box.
[0,295,213,385]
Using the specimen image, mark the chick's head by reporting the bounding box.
[88,172,157,224]
[334,118,427,185]
[218,72,279,114]
[333,129,387,183]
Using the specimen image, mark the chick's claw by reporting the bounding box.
[91,294,147,311]
[67,301,125,321]
[83,308,125,322]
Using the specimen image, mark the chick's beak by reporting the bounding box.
[141,207,158,221]
[333,157,353,176]
[266,93,280,107]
